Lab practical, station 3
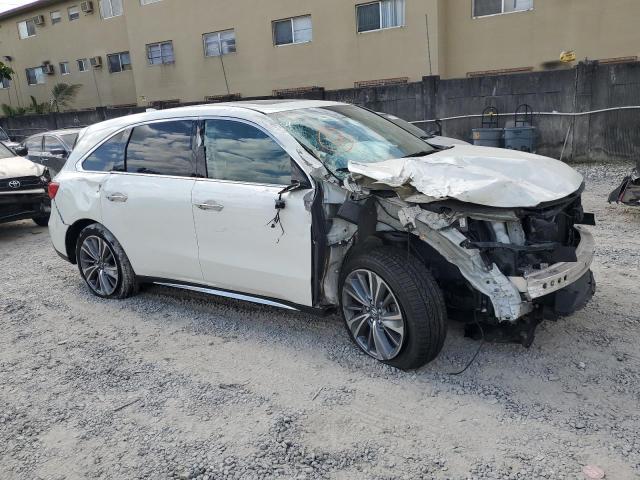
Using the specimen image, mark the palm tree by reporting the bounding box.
[50,83,81,112]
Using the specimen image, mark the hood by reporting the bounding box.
[0,155,45,179]
[348,145,584,208]
[1,140,21,149]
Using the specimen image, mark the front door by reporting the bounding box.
[192,118,313,306]
[98,120,202,283]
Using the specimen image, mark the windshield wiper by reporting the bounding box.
[402,150,436,158]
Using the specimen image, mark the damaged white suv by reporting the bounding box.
[48,101,596,369]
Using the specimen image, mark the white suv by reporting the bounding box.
[48,100,596,369]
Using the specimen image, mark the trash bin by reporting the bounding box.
[472,106,504,148]
[504,104,536,152]
[472,128,504,148]
[504,126,537,152]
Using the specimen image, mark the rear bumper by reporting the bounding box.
[509,225,595,301]
[49,200,71,262]
[0,190,50,225]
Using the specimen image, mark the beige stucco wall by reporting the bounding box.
[1,0,640,111]
[0,0,138,110]
[441,0,640,78]
[123,0,441,103]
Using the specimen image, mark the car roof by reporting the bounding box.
[25,128,82,139]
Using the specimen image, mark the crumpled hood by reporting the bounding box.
[0,155,45,179]
[348,145,584,208]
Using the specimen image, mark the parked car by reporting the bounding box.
[0,141,51,226]
[0,126,21,151]
[48,100,596,369]
[21,129,82,177]
[376,112,470,147]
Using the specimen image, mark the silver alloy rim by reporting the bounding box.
[342,269,405,361]
[79,235,119,296]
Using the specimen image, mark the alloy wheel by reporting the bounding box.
[342,269,405,360]
[79,235,119,296]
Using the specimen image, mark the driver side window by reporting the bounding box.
[204,119,291,185]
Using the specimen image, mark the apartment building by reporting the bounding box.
[0,0,639,111]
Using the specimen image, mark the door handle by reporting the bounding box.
[194,201,224,212]
[106,192,128,203]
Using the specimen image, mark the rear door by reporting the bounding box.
[42,135,68,175]
[25,135,44,165]
[192,118,313,306]
[98,120,202,282]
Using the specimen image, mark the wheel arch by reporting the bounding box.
[65,218,100,264]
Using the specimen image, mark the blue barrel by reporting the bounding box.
[504,126,537,152]
[472,128,504,148]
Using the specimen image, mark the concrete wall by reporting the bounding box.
[2,62,640,162]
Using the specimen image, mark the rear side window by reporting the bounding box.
[126,120,195,176]
[82,130,128,172]
[204,119,291,185]
[26,136,42,152]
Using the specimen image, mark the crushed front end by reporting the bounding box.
[362,186,596,346]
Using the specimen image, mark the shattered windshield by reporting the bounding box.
[270,105,434,177]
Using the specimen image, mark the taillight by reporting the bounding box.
[48,182,60,199]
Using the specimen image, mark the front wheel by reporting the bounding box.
[75,223,138,299]
[340,247,447,370]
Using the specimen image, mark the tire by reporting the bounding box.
[339,247,447,370]
[32,214,50,227]
[75,223,138,299]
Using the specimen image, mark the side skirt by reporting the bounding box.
[137,277,335,316]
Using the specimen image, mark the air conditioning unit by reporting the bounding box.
[42,64,55,75]
[32,15,45,25]
[81,1,94,13]
[90,56,102,68]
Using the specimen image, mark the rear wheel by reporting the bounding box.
[32,214,50,227]
[76,224,138,299]
[340,247,447,370]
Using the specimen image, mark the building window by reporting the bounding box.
[68,6,80,21]
[146,41,174,65]
[77,58,90,72]
[356,0,405,33]
[140,0,162,4]
[203,29,236,57]
[17,19,37,39]
[50,10,62,24]
[473,0,533,17]
[26,67,45,86]
[99,0,123,18]
[59,62,70,75]
[0,78,10,89]
[107,52,131,72]
[273,15,312,46]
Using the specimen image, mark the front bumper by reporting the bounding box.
[0,190,50,225]
[508,225,594,301]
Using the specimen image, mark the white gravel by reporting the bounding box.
[1,161,639,479]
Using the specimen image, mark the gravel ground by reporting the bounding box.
[1,161,639,480]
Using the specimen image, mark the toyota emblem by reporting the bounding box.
[8,180,21,189]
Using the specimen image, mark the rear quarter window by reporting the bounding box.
[82,130,128,172]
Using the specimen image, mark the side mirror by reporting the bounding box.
[14,146,28,156]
